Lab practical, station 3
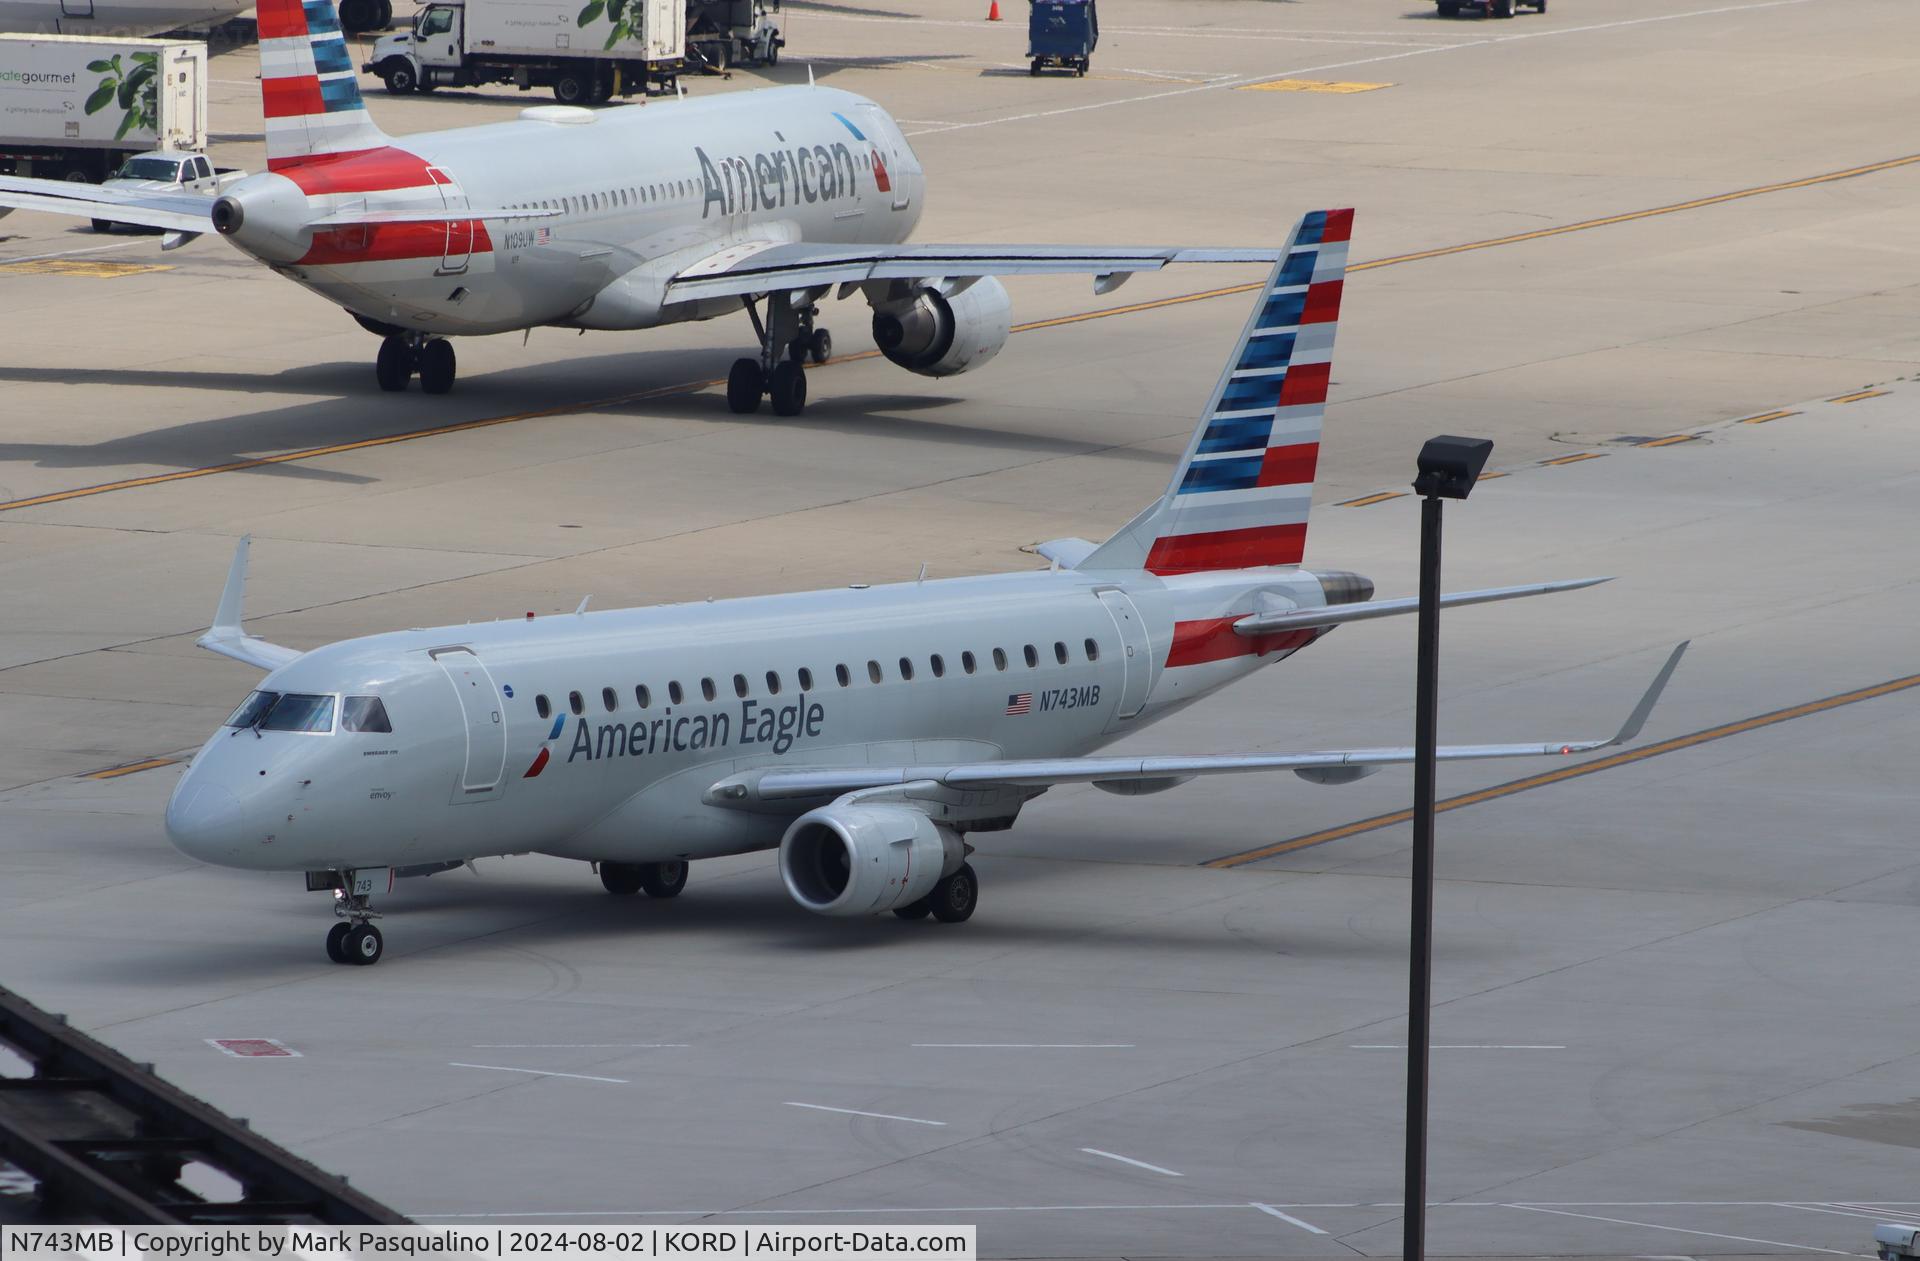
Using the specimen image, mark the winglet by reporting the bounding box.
[197,535,301,672]
[211,534,251,637]
[1609,641,1689,746]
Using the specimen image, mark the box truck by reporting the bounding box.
[0,34,205,181]
[364,0,684,103]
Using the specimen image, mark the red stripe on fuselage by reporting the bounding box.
[1144,522,1308,576]
[1165,616,1317,667]
[297,219,494,265]
[1256,441,1319,489]
[524,747,550,778]
[1276,360,1330,407]
[262,75,325,119]
[269,146,432,193]
[255,0,308,39]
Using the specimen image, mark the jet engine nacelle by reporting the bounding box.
[779,803,963,916]
[870,276,1011,377]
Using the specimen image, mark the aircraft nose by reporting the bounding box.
[165,776,250,863]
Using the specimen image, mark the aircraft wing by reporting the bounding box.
[707,643,1688,804]
[664,241,1289,303]
[0,174,216,233]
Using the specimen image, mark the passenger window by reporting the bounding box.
[341,696,392,733]
[225,690,280,727]
[701,677,716,702]
[898,657,914,682]
[1054,641,1068,665]
[636,685,651,708]
[961,651,976,675]
[734,673,749,698]
[1084,637,1100,661]
[1023,645,1039,668]
[535,694,551,719]
[602,687,617,712]
[260,693,335,733]
[836,664,851,687]
[867,660,883,684]
[766,670,781,695]
[930,654,945,678]
[797,667,814,691]
[668,681,684,705]
[569,691,584,715]
[993,648,1008,671]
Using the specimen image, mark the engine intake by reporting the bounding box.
[779,803,962,916]
[870,277,1011,377]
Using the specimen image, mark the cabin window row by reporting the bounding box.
[506,178,697,219]
[529,637,1104,720]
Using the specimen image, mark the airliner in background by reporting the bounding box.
[162,211,1687,965]
[0,0,259,36]
[0,0,1289,415]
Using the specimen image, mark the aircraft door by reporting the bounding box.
[431,646,507,803]
[426,166,472,274]
[1095,589,1152,722]
[60,0,94,17]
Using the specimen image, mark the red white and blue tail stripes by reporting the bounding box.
[1142,208,1351,576]
[258,0,387,170]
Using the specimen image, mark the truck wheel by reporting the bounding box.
[553,71,589,104]
[60,165,94,183]
[1491,0,1515,15]
[383,63,417,94]
[1437,0,1460,13]
[765,40,778,67]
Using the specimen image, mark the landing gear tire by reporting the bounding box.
[639,861,687,898]
[338,0,376,32]
[727,358,765,413]
[382,63,417,94]
[325,921,353,963]
[768,360,807,417]
[893,897,932,921]
[808,329,832,364]
[374,0,393,25]
[929,862,977,924]
[375,336,413,392]
[344,923,384,965]
[1491,0,1514,15]
[554,71,589,104]
[418,338,456,394]
[600,861,645,896]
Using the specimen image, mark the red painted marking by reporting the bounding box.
[1276,360,1330,407]
[872,151,892,193]
[1298,280,1343,326]
[297,219,494,265]
[270,146,432,193]
[209,1038,297,1057]
[1144,522,1307,575]
[524,747,550,778]
[255,0,309,39]
[1165,617,1317,668]
[262,75,325,119]
[1256,441,1319,489]
[1319,207,1354,244]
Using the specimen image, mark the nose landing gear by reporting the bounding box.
[727,293,829,417]
[323,869,385,965]
[375,334,457,395]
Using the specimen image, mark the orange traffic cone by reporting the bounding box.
[986,1,1002,18]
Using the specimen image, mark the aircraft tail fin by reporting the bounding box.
[258,0,390,171]
[1079,208,1352,574]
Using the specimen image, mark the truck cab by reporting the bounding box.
[366,2,463,94]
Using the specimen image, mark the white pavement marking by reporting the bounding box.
[1350,1044,1565,1050]
[0,240,149,265]
[471,1043,688,1048]
[448,1062,629,1084]
[784,1102,946,1127]
[1784,1204,1920,1226]
[903,0,1813,137]
[1080,1148,1183,1177]
[911,1043,1134,1048]
[1251,1203,1327,1234]
[1505,1203,1865,1256]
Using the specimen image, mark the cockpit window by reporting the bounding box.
[225,690,280,727]
[259,693,335,733]
[341,696,392,733]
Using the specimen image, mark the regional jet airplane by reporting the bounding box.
[0,0,260,37]
[1,0,1291,415]
[164,211,1686,965]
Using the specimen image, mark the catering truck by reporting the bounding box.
[364,0,685,103]
[0,34,206,181]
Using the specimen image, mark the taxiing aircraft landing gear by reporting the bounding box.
[729,294,827,416]
[929,861,977,923]
[375,336,412,392]
[599,860,690,898]
[325,870,385,965]
[375,335,456,394]
[418,338,456,395]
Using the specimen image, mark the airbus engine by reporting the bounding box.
[870,276,1012,377]
[779,803,963,917]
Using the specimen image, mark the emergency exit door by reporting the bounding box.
[1096,589,1153,723]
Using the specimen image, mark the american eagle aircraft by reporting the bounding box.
[164,210,1686,965]
[0,0,1299,415]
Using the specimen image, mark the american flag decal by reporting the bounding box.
[1005,692,1032,716]
[534,226,552,245]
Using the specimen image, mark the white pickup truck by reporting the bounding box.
[92,149,244,232]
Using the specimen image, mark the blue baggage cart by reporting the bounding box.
[1028,0,1096,76]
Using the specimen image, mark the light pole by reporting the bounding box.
[1404,435,1493,1261]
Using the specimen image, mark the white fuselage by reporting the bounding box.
[223,85,924,337]
[164,564,1334,874]
[0,0,246,33]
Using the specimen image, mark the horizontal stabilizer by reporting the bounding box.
[0,175,214,233]
[1233,577,1613,636]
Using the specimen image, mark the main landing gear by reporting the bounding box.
[728,293,831,418]
[324,870,385,966]
[892,861,978,924]
[598,860,690,898]
[376,334,457,395]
